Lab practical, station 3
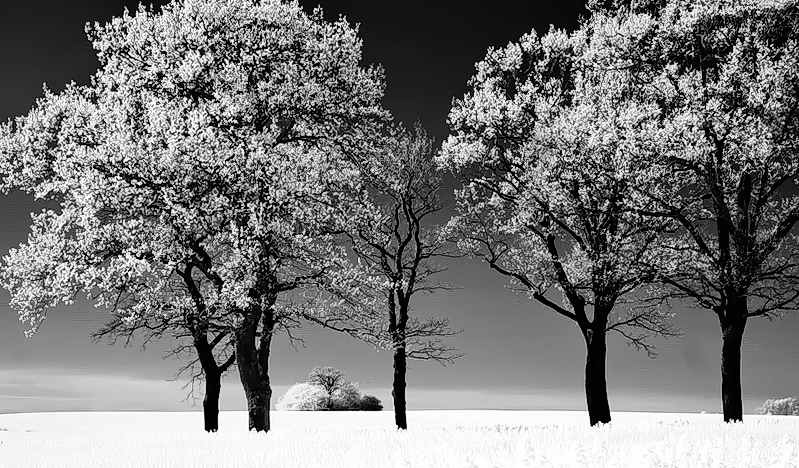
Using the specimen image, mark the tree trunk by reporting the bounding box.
[235,306,274,432]
[194,331,232,433]
[242,384,272,431]
[203,369,222,432]
[392,346,408,430]
[583,326,611,426]
[720,305,747,423]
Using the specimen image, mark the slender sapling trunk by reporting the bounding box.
[392,345,408,430]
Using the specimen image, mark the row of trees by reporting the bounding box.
[1,0,797,431]
[440,0,799,425]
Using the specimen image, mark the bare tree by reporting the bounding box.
[306,123,463,430]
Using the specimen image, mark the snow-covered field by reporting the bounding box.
[1,410,797,467]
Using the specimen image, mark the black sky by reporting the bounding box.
[0,0,588,140]
[301,0,587,140]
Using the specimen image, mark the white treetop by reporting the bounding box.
[590,0,799,320]
[0,0,388,337]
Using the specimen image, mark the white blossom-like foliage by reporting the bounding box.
[586,0,799,323]
[0,0,388,356]
[275,382,330,411]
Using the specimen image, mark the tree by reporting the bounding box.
[757,397,799,416]
[306,366,361,410]
[438,19,681,425]
[0,0,387,432]
[306,123,463,429]
[276,366,383,411]
[0,84,239,432]
[329,380,362,410]
[583,0,799,422]
[308,366,346,395]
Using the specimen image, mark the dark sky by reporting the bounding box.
[1,0,798,415]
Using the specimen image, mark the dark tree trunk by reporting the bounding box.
[242,384,272,431]
[194,331,233,433]
[203,369,221,432]
[392,346,408,430]
[720,302,747,423]
[583,326,611,426]
[235,305,274,432]
[182,267,234,433]
[386,290,409,430]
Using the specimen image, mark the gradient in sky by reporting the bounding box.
[1,0,797,415]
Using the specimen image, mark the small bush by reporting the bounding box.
[275,383,330,411]
[358,394,383,411]
[757,397,799,416]
[329,381,362,411]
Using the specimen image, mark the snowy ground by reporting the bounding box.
[1,410,797,467]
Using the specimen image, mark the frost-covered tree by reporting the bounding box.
[276,367,382,411]
[329,380,362,410]
[0,84,240,433]
[305,366,363,410]
[275,383,330,411]
[583,0,799,422]
[438,18,681,425]
[0,0,387,432]
[357,394,383,411]
[307,124,462,429]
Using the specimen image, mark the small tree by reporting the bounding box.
[757,398,799,416]
[275,383,330,411]
[358,394,384,411]
[276,366,382,411]
[307,123,463,429]
[329,381,362,410]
